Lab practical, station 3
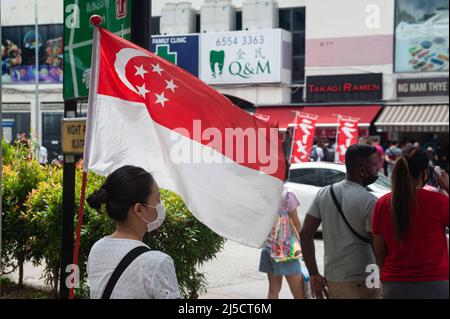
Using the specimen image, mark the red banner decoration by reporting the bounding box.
[337,117,359,163]
[290,113,318,163]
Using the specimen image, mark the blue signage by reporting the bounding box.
[2,120,15,127]
[151,35,199,77]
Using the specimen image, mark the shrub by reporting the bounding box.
[24,167,225,299]
[1,145,45,286]
[2,138,15,165]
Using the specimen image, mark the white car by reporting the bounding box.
[285,162,391,231]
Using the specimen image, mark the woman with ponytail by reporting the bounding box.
[372,147,449,299]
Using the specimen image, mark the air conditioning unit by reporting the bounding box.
[201,0,236,33]
[200,0,216,33]
[215,0,236,32]
[174,2,195,34]
[161,2,195,35]
[160,2,177,35]
[243,0,278,30]
[242,0,258,30]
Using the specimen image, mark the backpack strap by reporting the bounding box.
[101,246,151,299]
[329,184,371,244]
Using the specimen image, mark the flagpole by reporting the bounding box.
[68,170,88,299]
[68,15,102,300]
[0,1,3,295]
[335,115,341,163]
[289,111,299,163]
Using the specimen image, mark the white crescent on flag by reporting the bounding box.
[114,48,151,96]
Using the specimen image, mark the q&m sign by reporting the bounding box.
[62,118,86,154]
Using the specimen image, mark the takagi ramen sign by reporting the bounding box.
[200,29,292,85]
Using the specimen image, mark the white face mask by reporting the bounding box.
[141,203,166,232]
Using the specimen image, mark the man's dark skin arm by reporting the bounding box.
[300,214,328,299]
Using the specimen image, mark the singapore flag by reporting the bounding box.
[83,27,286,247]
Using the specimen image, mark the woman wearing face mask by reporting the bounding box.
[372,148,449,299]
[86,165,180,299]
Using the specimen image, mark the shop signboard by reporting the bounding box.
[306,73,383,103]
[151,34,200,77]
[200,29,292,85]
[397,77,449,97]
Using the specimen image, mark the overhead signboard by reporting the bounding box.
[200,29,292,85]
[63,0,132,100]
[306,73,383,103]
[151,35,200,77]
[397,77,449,97]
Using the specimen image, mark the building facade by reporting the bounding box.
[1,0,448,162]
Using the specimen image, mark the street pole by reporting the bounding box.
[34,0,40,153]
[131,0,152,48]
[59,101,77,299]
[0,0,3,294]
[131,0,151,244]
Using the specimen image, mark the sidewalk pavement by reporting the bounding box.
[4,239,325,299]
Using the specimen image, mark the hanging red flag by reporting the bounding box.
[336,117,359,163]
[290,113,318,163]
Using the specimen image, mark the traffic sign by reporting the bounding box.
[63,0,132,100]
[61,118,86,154]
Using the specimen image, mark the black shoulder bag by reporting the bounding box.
[329,184,371,244]
[101,246,150,299]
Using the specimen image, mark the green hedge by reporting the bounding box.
[2,140,225,298]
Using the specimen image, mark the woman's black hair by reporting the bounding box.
[87,166,155,222]
[391,147,429,240]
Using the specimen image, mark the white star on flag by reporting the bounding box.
[155,92,169,107]
[165,79,178,93]
[136,83,150,98]
[152,63,164,76]
[134,64,148,79]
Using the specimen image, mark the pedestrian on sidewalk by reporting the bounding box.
[368,137,385,176]
[259,187,305,299]
[86,165,180,299]
[372,148,449,299]
[300,144,381,299]
[385,141,402,177]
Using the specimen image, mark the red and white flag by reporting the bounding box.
[290,113,318,163]
[336,117,359,163]
[83,27,286,247]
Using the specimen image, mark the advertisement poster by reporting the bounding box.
[395,0,449,73]
[1,24,63,84]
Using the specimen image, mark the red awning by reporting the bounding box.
[254,105,382,129]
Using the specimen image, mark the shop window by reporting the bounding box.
[279,9,291,31]
[291,87,304,103]
[293,33,305,56]
[293,8,306,31]
[293,57,305,83]
[278,7,306,102]
[151,16,160,35]
[236,11,242,30]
